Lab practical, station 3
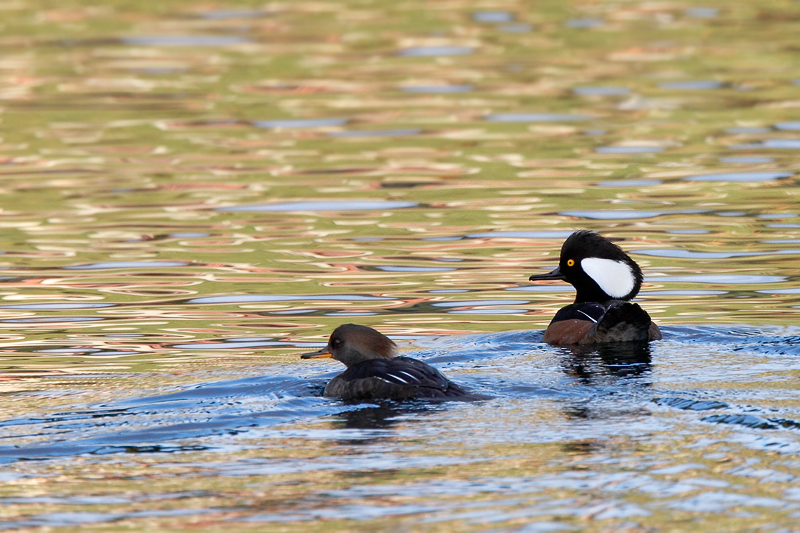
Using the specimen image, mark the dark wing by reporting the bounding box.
[551,302,608,324]
[330,357,471,400]
[547,301,659,344]
[595,302,654,342]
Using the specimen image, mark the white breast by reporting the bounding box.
[581,258,635,299]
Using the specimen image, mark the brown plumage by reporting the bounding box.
[301,324,483,401]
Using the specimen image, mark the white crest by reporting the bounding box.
[581,258,635,299]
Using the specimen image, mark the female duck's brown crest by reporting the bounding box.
[301,323,397,368]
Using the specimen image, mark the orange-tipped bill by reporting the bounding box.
[301,346,332,359]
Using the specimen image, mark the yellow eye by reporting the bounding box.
[566,259,575,267]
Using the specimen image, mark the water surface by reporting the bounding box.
[2,0,800,531]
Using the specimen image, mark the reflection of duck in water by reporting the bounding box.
[302,324,482,401]
[529,231,662,345]
[560,342,653,381]
[336,403,429,431]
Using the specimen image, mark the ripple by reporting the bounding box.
[173,341,296,349]
[0,303,116,309]
[659,81,723,90]
[731,140,800,149]
[718,156,774,163]
[187,295,392,304]
[447,309,527,315]
[683,171,793,182]
[374,266,455,272]
[37,348,98,354]
[326,312,379,317]
[596,146,664,154]
[398,46,474,57]
[762,238,800,243]
[648,275,785,284]
[702,414,781,431]
[473,11,514,23]
[655,397,728,410]
[466,231,573,239]
[686,7,719,18]
[64,261,188,270]
[198,9,268,20]
[329,129,421,138]
[756,288,800,295]
[499,24,532,33]
[251,118,348,128]
[432,300,529,307]
[763,139,800,149]
[170,232,210,238]
[428,289,469,293]
[758,213,796,219]
[560,210,673,219]
[507,286,573,292]
[485,113,593,122]
[1,317,105,323]
[774,122,800,131]
[122,36,250,46]
[671,490,786,512]
[642,290,728,296]
[565,18,604,28]
[218,201,418,212]
[634,249,800,259]
[724,127,771,134]
[573,86,629,96]
[598,179,662,187]
[399,85,473,93]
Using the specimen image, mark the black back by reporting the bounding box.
[551,301,609,324]
[550,300,658,343]
[594,301,653,342]
[331,356,473,400]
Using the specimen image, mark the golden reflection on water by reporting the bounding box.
[1,0,800,530]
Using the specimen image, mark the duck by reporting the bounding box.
[301,323,479,401]
[528,230,662,345]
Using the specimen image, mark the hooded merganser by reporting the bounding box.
[301,323,477,401]
[529,231,662,345]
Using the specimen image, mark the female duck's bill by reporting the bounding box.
[301,324,486,401]
[528,231,661,345]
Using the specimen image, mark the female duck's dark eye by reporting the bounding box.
[332,338,342,347]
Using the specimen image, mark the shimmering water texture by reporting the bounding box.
[2,0,800,531]
[4,327,800,532]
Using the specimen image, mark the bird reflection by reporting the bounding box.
[334,401,433,431]
[558,342,653,433]
[559,342,652,382]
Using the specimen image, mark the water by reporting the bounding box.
[2,0,800,531]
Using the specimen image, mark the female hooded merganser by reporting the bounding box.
[301,323,477,401]
[529,231,662,345]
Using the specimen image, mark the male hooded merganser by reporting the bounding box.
[301,323,477,401]
[529,231,662,345]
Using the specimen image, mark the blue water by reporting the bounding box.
[4,326,799,462]
[4,0,800,530]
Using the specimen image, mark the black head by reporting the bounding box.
[529,231,643,303]
[301,324,398,368]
